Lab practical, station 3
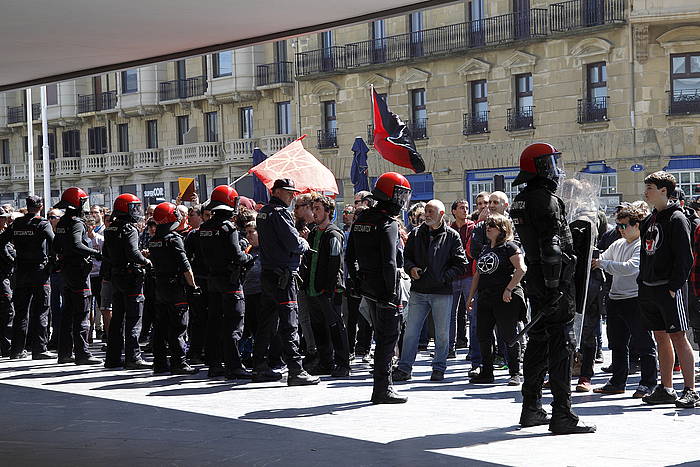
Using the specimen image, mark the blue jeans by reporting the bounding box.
[398,292,453,373]
[468,293,482,366]
[450,277,472,351]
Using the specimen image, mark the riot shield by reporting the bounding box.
[557,174,602,348]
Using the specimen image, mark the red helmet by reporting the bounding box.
[371,172,412,212]
[112,193,143,222]
[153,202,182,228]
[513,142,563,186]
[209,185,239,212]
[55,187,88,211]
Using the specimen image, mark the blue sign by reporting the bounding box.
[630,164,644,172]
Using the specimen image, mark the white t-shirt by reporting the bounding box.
[599,237,641,300]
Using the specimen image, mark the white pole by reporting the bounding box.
[229,172,249,187]
[40,86,51,214]
[26,89,35,196]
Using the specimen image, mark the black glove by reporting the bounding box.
[92,251,103,262]
[188,285,202,296]
[541,289,563,317]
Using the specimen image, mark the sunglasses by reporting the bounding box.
[48,215,59,220]
[486,222,499,229]
[343,211,353,215]
[616,223,630,230]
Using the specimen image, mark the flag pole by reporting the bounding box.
[230,172,250,187]
[40,86,51,214]
[26,89,35,196]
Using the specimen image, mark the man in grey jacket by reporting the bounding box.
[592,205,657,398]
[393,199,468,382]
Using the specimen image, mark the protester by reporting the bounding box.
[449,199,475,354]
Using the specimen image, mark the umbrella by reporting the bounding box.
[350,137,370,193]
[251,148,270,203]
[249,138,339,195]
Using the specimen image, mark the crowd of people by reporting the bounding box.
[1,142,700,434]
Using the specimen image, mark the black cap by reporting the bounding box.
[271,178,301,192]
[672,188,686,201]
[26,195,43,210]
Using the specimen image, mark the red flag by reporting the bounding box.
[372,88,425,173]
[248,138,338,194]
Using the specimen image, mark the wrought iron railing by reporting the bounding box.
[295,10,548,76]
[550,0,625,32]
[463,112,490,135]
[317,128,338,149]
[408,118,428,140]
[77,91,117,113]
[667,90,700,116]
[577,96,608,123]
[506,106,535,131]
[255,62,293,86]
[158,76,207,101]
[7,104,42,123]
[367,124,375,144]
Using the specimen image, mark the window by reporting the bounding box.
[323,101,337,131]
[204,111,218,142]
[599,173,617,195]
[516,73,533,111]
[580,62,608,122]
[410,89,427,139]
[213,51,233,77]
[321,31,333,51]
[1,140,9,164]
[117,123,129,152]
[88,126,108,154]
[468,177,523,210]
[62,130,80,157]
[587,62,607,100]
[240,107,254,139]
[274,41,287,62]
[669,170,700,198]
[176,116,189,145]
[276,101,291,134]
[670,53,700,114]
[371,20,387,63]
[471,80,488,116]
[507,73,534,130]
[121,69,138,93]
[46,84,58,106]
[468,0,485,46]
[409,12,424,56]
[37,134,56,159]
[146,120,158,149]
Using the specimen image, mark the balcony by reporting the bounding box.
[255,62,293,87]
[0,164,11,183]
[550,0,626,33]
[408,119,428,140]
[667,90,700,116]
[158,76,207,101]
[317,128,338,149]
[77,91,117,114]
[224,138,258,162]
[105,152,132,174]
[295,10,548,76]
[12,159,56,179]
[506,106,535,131]
[56,157,81,177]
[260,134,296,154]
[577,97,608,123]
[81,154,106,175]
[6,104,41,124]
[133,149,163,170]
[164,142,222,167]
[463,112,490,135]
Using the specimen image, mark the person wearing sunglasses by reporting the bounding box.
[591,206,657,399]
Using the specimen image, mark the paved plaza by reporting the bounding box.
[1,344,699,467]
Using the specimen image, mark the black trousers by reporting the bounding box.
[579,279,602,379]
[476,291,522,376]
[253,269,303,373]
[346,294,373,355]
[606,297,657,389]
[153,292,189,370]
[206,274,245,371]
[11,266,50,356]
[366,299,401,396]
[187,277,208,358]
[308,292,350,368]
[0,275,14,356]
[58,288,91,360]
[106,273,144,364]
[140,273,156,341]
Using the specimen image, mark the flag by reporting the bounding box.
[249,137,338,194]
[372,88,425,173]
[177,177,195,200]
[350,137,370,193]
[251,148,270,203]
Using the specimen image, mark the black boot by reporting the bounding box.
[520,405,551,427]
[549,412,596,435]
[371,387,407,404]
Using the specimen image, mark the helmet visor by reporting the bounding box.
[128,202,144,221]
[392,185,412,211]
[535,154,565,183]
[82,197,90,214]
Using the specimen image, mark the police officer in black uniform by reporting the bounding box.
[509,143,596,434]
[102,193,151,369]
[183,204,208,364]
[346,172,411,404]
[149,202,199,375]
[1,195,54,360]
[0,207,15,357]
[198,186,253,380]
[54,188,102,365]
[253,179,319,386]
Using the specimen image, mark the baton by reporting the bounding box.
[506,291,563,348]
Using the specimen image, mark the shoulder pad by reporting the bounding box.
[221,220,235,232]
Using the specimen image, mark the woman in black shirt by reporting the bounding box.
[467,213,526,385]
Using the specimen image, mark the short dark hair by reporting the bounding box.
[26,195,43,211]
[313,196,335,216]
[644,171,676,198]
[451,199,468,212]
[146,219,157,228]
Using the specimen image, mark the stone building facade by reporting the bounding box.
[0,0,699,209]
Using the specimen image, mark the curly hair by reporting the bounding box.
[235,207,257,231]
[616,206,646,225]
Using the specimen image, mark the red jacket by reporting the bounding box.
[451,220,475,278]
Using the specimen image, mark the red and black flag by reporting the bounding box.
[372,88,425,173]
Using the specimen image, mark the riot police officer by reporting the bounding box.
[183,204,208,364]
[149,202,199,375]
[102,193,151,369]
[253,179,319,386]
[198,186,253,380]
[509,143,596,434]
[0,207,15,357]
[346,172,411,404]
[54,188,102,365]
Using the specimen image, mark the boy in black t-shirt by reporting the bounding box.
[638,171,697,408]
